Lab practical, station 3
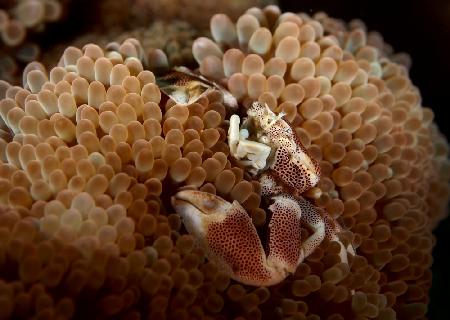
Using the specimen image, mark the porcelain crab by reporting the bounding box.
[172,102,354,286]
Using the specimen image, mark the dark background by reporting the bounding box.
[279,1,450,319]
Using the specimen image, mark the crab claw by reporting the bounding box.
[171,190,234,240]
[267,136,321,195]
[172,190,306,286]
[245,102,321,194]
[172,190,275,286]
[267,192,354,266]
[267,194,303,274]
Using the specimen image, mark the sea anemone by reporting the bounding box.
[0,0,65,83]
[0,4,448,319]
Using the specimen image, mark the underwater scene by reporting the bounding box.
[0,0,449,319]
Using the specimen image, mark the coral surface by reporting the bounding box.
[0,3,449,320]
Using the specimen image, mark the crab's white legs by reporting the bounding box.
[228,115,271,174]
[296,197,326,261]
[317,208,355,264]
[228,115,240,155]
[321,212,357,295]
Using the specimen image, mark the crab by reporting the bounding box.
[156,66,238,109]
[172,102,354,286]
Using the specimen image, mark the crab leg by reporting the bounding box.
[296,196,326,260]
[261,172,353,263]
[316,207,355,263]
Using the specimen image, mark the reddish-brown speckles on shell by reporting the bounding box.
[267,195,302,272]
[206,205,272,284]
